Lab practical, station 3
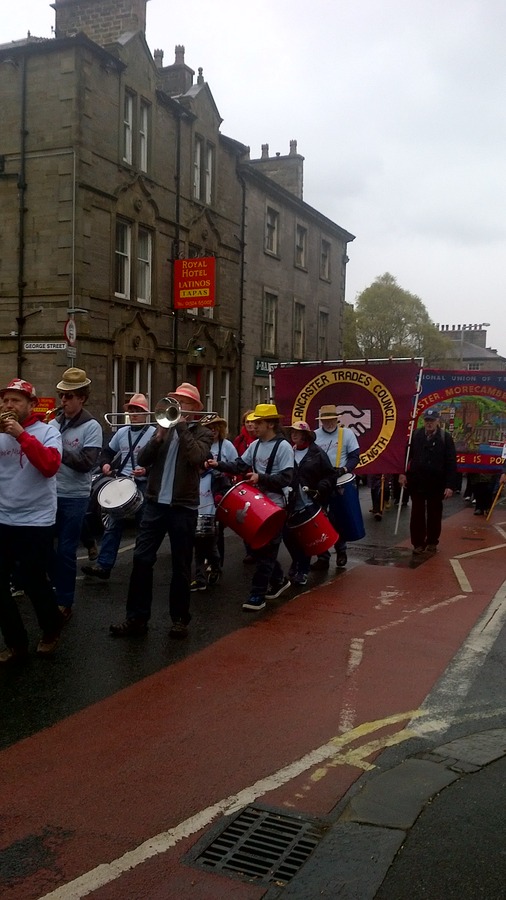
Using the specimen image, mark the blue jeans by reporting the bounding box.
[97,483,146,571]
[126,501,197,625]
[51,496,90,608]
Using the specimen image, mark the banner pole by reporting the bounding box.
[486,483,503,521]
[394,360,424,536]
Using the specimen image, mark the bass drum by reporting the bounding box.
[216,481,286,550]
[328,473,365,542]
[287,505,338,555]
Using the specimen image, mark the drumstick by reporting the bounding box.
[394,484,404,535]
[379,475,385,513]
[486,483,504,521]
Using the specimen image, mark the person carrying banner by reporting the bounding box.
[399,408,457,553]
[208,403,294,611]
[313,404,362,569]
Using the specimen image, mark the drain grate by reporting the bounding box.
[192,806,326,885]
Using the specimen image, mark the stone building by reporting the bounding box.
[438,325,506,372]
[0,0,354,429]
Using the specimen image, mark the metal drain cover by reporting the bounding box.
[190,805,327,886]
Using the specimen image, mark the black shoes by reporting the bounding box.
[109,619,148,637]
[335,551,348,568]
[311,557,330,571]
[82,565,111,580]
[169,620,189,639]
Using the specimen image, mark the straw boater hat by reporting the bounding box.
[200,413,227,427]
[0,378,38,400]
[168,382,203,410]
[290,420,316,440]
[124,393,149,412]
[56,367,91,392]
[248,403,283,420]
[317,404,339,420]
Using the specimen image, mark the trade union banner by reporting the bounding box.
[273,361,420,475]
[173,257,216,309]
[418,369,506,472]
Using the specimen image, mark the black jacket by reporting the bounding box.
[291,442,337,505]
[406,426,457,491]
[138,421,212,507]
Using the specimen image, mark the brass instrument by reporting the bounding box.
[0,410,19,432]
[104,398,215,429]
[43,405,63,423]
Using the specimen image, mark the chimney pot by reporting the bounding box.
[174,44,185,65]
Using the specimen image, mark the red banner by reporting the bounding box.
[273,362,420,475]
[173,257,216,309]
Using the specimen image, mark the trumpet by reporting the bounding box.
[104,398,215,429]
[43,406,63,423]
[0,410,19,431]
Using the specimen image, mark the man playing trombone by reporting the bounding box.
[82,393,156,580]
[110,382,212,640]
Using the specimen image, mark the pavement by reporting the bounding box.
[271,729,506,899]
[1,492,506,899]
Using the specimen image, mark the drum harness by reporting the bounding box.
[113,425,150,480]
[251,438,285,495]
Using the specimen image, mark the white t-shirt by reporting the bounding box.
[0,421,62,526]
[314,426,359,469]
[240,437,294,508]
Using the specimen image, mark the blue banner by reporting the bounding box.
[419,369,506,472]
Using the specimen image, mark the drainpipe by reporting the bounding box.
[236,168,247,432]
[172,109,183,390]
[16,52,28,377]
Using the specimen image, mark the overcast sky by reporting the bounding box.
[2,1,506,354]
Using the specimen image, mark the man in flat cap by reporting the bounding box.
[399,408,457,553]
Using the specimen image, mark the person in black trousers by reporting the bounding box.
[399,408,457,554]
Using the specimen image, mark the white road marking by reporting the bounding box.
[419,594,467,614]
[449,558,473,592]
[411,580,506,738]
[38,712,417,900]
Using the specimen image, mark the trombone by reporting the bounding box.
[104,397,214,429]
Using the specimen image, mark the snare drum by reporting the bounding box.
[97,477,143,520]
[195,515,217,537]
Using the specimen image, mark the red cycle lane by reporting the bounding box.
[1,510,504,899]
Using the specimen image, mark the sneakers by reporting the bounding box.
[0,645,29,664]
[10,585,24,598]
[310,557,329,571]
[265,577,291,600]
[207,568,221,587]
[242,595,266,611]
[191,579,207,592]
[87,542,99,561]
[81,565,111,580]
[412,546,425,554]
[36,632,61,655]
[335,551,348,568]
[169,620,189,639]
[109,618,148,637]
[292,573,308,586]
[426,544,438,552]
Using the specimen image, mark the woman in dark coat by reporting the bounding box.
[283,421,337,585]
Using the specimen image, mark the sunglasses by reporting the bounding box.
[58,392,76,400]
